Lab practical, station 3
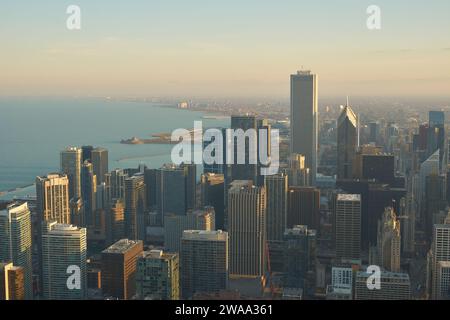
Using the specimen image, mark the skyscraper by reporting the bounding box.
[335,194,361,261]
[0,263,25,300]
[376,207,401,272]
[287,187,320,231]
[265,173,288,241]
[427,111,445,168]
[60,147,82,199]
[41,221,87,300]
[91,147,109,184]
[101,239,143,300]
[181,230,229,299]
[228,181,266,277]
[0,202,33,299]
[164,207,215,253]
[286,154,310,187]
[290,70,318,185]
[36,173,71,224]
[200,173,225,230]
[81,161,97,226]
[431,218,450,299]
[337,105,357,180]
[156,164,188,222]
[136,250,180,300]
[124,174,147,241]
[105,169,128,205]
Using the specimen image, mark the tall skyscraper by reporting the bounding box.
[107,198,125,243]
[0,202,33,299]
[181,230,229,299]
[81,145,93,163]
[36,173,70,224]
[41,221,87,300]
[164,207,215,253]
[228,181,266,277]
[230,115,259,184]
[290,70,318,185]
[81,161,97,226]
[200,173,225,230]
[124,174,147,241]
[265,173,288,241]
[376,207,401,272]
[60,147,82,199]
[337,105,357,180]
[91,147,109,184]
[180,163,197,211]
[105,169,128,205]
[287,186,320,231]
[136,250,180,300]
[335,194,361,261]
[427,111,445,168]
[430,218,450,299]
[0,263,25,300]
[286,153,310,187]
[283,225,317,295]
[101,239,143,300]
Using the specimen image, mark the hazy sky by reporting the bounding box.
[1,0,449,98]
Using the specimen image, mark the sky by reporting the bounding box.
[0,0,449,98]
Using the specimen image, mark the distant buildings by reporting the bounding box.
[136,250,179,300]
[290,70,318,185]
[101,239,143,300]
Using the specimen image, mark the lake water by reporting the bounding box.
[0,97,229,199]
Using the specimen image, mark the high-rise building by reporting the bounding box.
[265,173,288,241]
[124,174,147,241]
[282,225,317,294]
[200,173,225,230]
[60,147,82,199]
[355,270,411,300]
[427,111,445,168]
[399,196,415,255]
[0,263,25,300]
[164,207,215,253]
[290,70,318,185]
[230,115,259,184]
[81,145,93,163]
[287,187,320,231]
[136,250,180,300]
[107,198,125,243]
[41,221,87,300]
[91,147,109,184]
[81,161,97,226]
[144,168,158,210]
[180,163,197,211]
[337,105,357,180]
[181,230,229,299]
[0,202,33,299]
[335,194,361,261]
[105,169,128,205]
[101,239,143,300]
[36,173,71,224]
[69,197,84,227]
[436,261,450,300]
[376,207,401,272]
[431,218,450,299]
[228,181,266,277]
[156,164,189,222]
[286,154,310,187]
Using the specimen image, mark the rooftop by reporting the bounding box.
[103,239,142,254]
[337,194,361,202]
[182,230,228,241]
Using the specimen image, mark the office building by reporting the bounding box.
[337,105,357,180]
[431,219,450,299]
[41,221,87,300]
[355,270,411,300]
[228,181,266,277]
[335,194,361,261]
[181,230,229,299]
[286,153,310,187]
[136,250,180,300]
[36,174,71,224]
[81,161,97,226]
[200,173,225,230]
[101,239,143,300]
[124,174,147,241]
[60,147,82,199]
[376,207,401,272]
[0,202,33,299]
[290,70,318,184]
[287,187,320,230]
[0,263,25,300]
[265,173,288,241]
[105,169,128,205]
[164,207,215,253]
[91,147,109,184]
